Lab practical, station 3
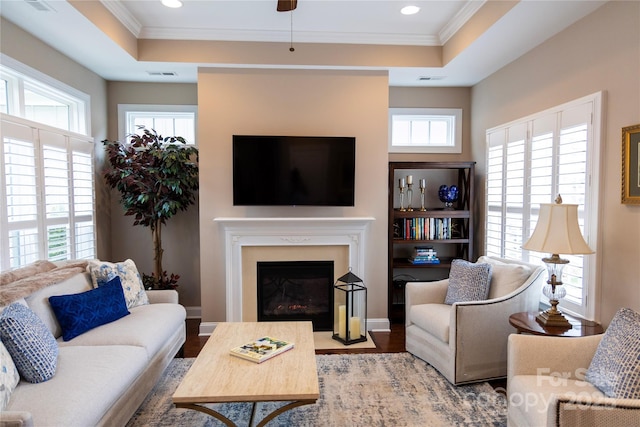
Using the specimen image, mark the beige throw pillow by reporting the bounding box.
[477,256,532,299]
[88,259,149,309]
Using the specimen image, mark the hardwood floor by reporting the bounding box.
[183,319,406,358]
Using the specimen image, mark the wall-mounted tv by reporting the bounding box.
[233,135,356,206]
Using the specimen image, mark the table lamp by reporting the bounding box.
[522,195,594,328]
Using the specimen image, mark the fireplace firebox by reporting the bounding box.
[257,261,334,331]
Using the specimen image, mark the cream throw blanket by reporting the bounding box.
[0,261,89,306]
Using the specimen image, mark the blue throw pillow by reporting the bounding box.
[444,259,492,304]
[0,302,58,383]
[585,307,640,399]
[49,276,130,341]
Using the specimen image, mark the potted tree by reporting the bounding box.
[102,127,199,289]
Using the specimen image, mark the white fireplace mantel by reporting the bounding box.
[214,217,375,323]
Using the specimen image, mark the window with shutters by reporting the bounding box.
[1,117,95,269]
[0,55,94,271]
[485,92,602,319]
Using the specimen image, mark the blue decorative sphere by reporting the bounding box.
[438,185,459,207]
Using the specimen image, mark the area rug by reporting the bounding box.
[127,353,507,427]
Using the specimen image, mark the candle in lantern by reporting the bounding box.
[399,178,405,188]
[420,178,426,189]
[338,305,347,339]
[349,316,361,340]
[407,175,413,185]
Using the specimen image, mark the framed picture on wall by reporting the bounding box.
[622,123,640,204]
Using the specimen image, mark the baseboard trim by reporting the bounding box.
[185,306,201,319]
[198,317,390,337]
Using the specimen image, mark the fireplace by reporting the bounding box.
[257,261,334,331]
[213,217,374,332]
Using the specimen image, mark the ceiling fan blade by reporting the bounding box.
[277,0,297,12]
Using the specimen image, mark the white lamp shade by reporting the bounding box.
[522,202,594,255]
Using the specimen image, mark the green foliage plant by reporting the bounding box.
[102,127,199,289]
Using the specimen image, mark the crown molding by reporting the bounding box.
[139,27,439,46]
[439,0,486,44]
[100,0,143,37]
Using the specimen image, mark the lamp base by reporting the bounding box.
[536,309,573,329]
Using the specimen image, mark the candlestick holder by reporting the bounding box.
[407,183,414,211]
[399,186,406,211]
[419,187,426,211]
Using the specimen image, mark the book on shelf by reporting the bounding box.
[230,336,294,363]
[393,218,457,240]
[410,246,439,264]
[408,257,441,265]
[413,246,436,257]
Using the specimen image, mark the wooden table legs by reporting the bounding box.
[176,399,317,427]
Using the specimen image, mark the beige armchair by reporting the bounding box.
[507,334,640,426]
[405,256,545,385]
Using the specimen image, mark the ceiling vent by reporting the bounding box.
[24,0,56,12]
[147,72,178,77]
[418,76,445,81]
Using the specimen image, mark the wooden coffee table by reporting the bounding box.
[172,321,319,427]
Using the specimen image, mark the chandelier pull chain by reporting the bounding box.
[289,11,295,52]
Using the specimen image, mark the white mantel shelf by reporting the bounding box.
[214,217,376,227]
[214,217,375,323]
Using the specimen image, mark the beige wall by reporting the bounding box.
[0,17,110,260]
[197,68,389,323]
[471,1,640,325]
[105,82,200,308]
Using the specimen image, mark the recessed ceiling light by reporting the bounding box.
[401,6,420,15]
[162,0,182,8]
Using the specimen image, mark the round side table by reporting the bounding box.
[509,311,604,337]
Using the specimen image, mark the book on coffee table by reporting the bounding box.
[230,336,294,363]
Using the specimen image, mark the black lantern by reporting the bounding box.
[332,269,367,345]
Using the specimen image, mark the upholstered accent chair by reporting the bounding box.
[507,334,640,427]
[405,256,545,385]
[507,309,640,426]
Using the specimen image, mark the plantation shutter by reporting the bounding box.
[485,123,527,260]
[1,120,40,267]
[41,129,71,261]
[0,115,95,270]
[70,138,95,259]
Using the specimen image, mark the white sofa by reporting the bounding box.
[507,333,640,426]
[405,256,545,385]
[0,263,186,427]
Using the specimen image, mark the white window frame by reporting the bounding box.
[0,54,90,136]
[118,104,197,145]
[485,92,603,320]
[1,114,96,270]
[389,108,462,153]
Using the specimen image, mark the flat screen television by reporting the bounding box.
[233,135,356,206]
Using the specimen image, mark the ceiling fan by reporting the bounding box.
[277,0,297,12]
